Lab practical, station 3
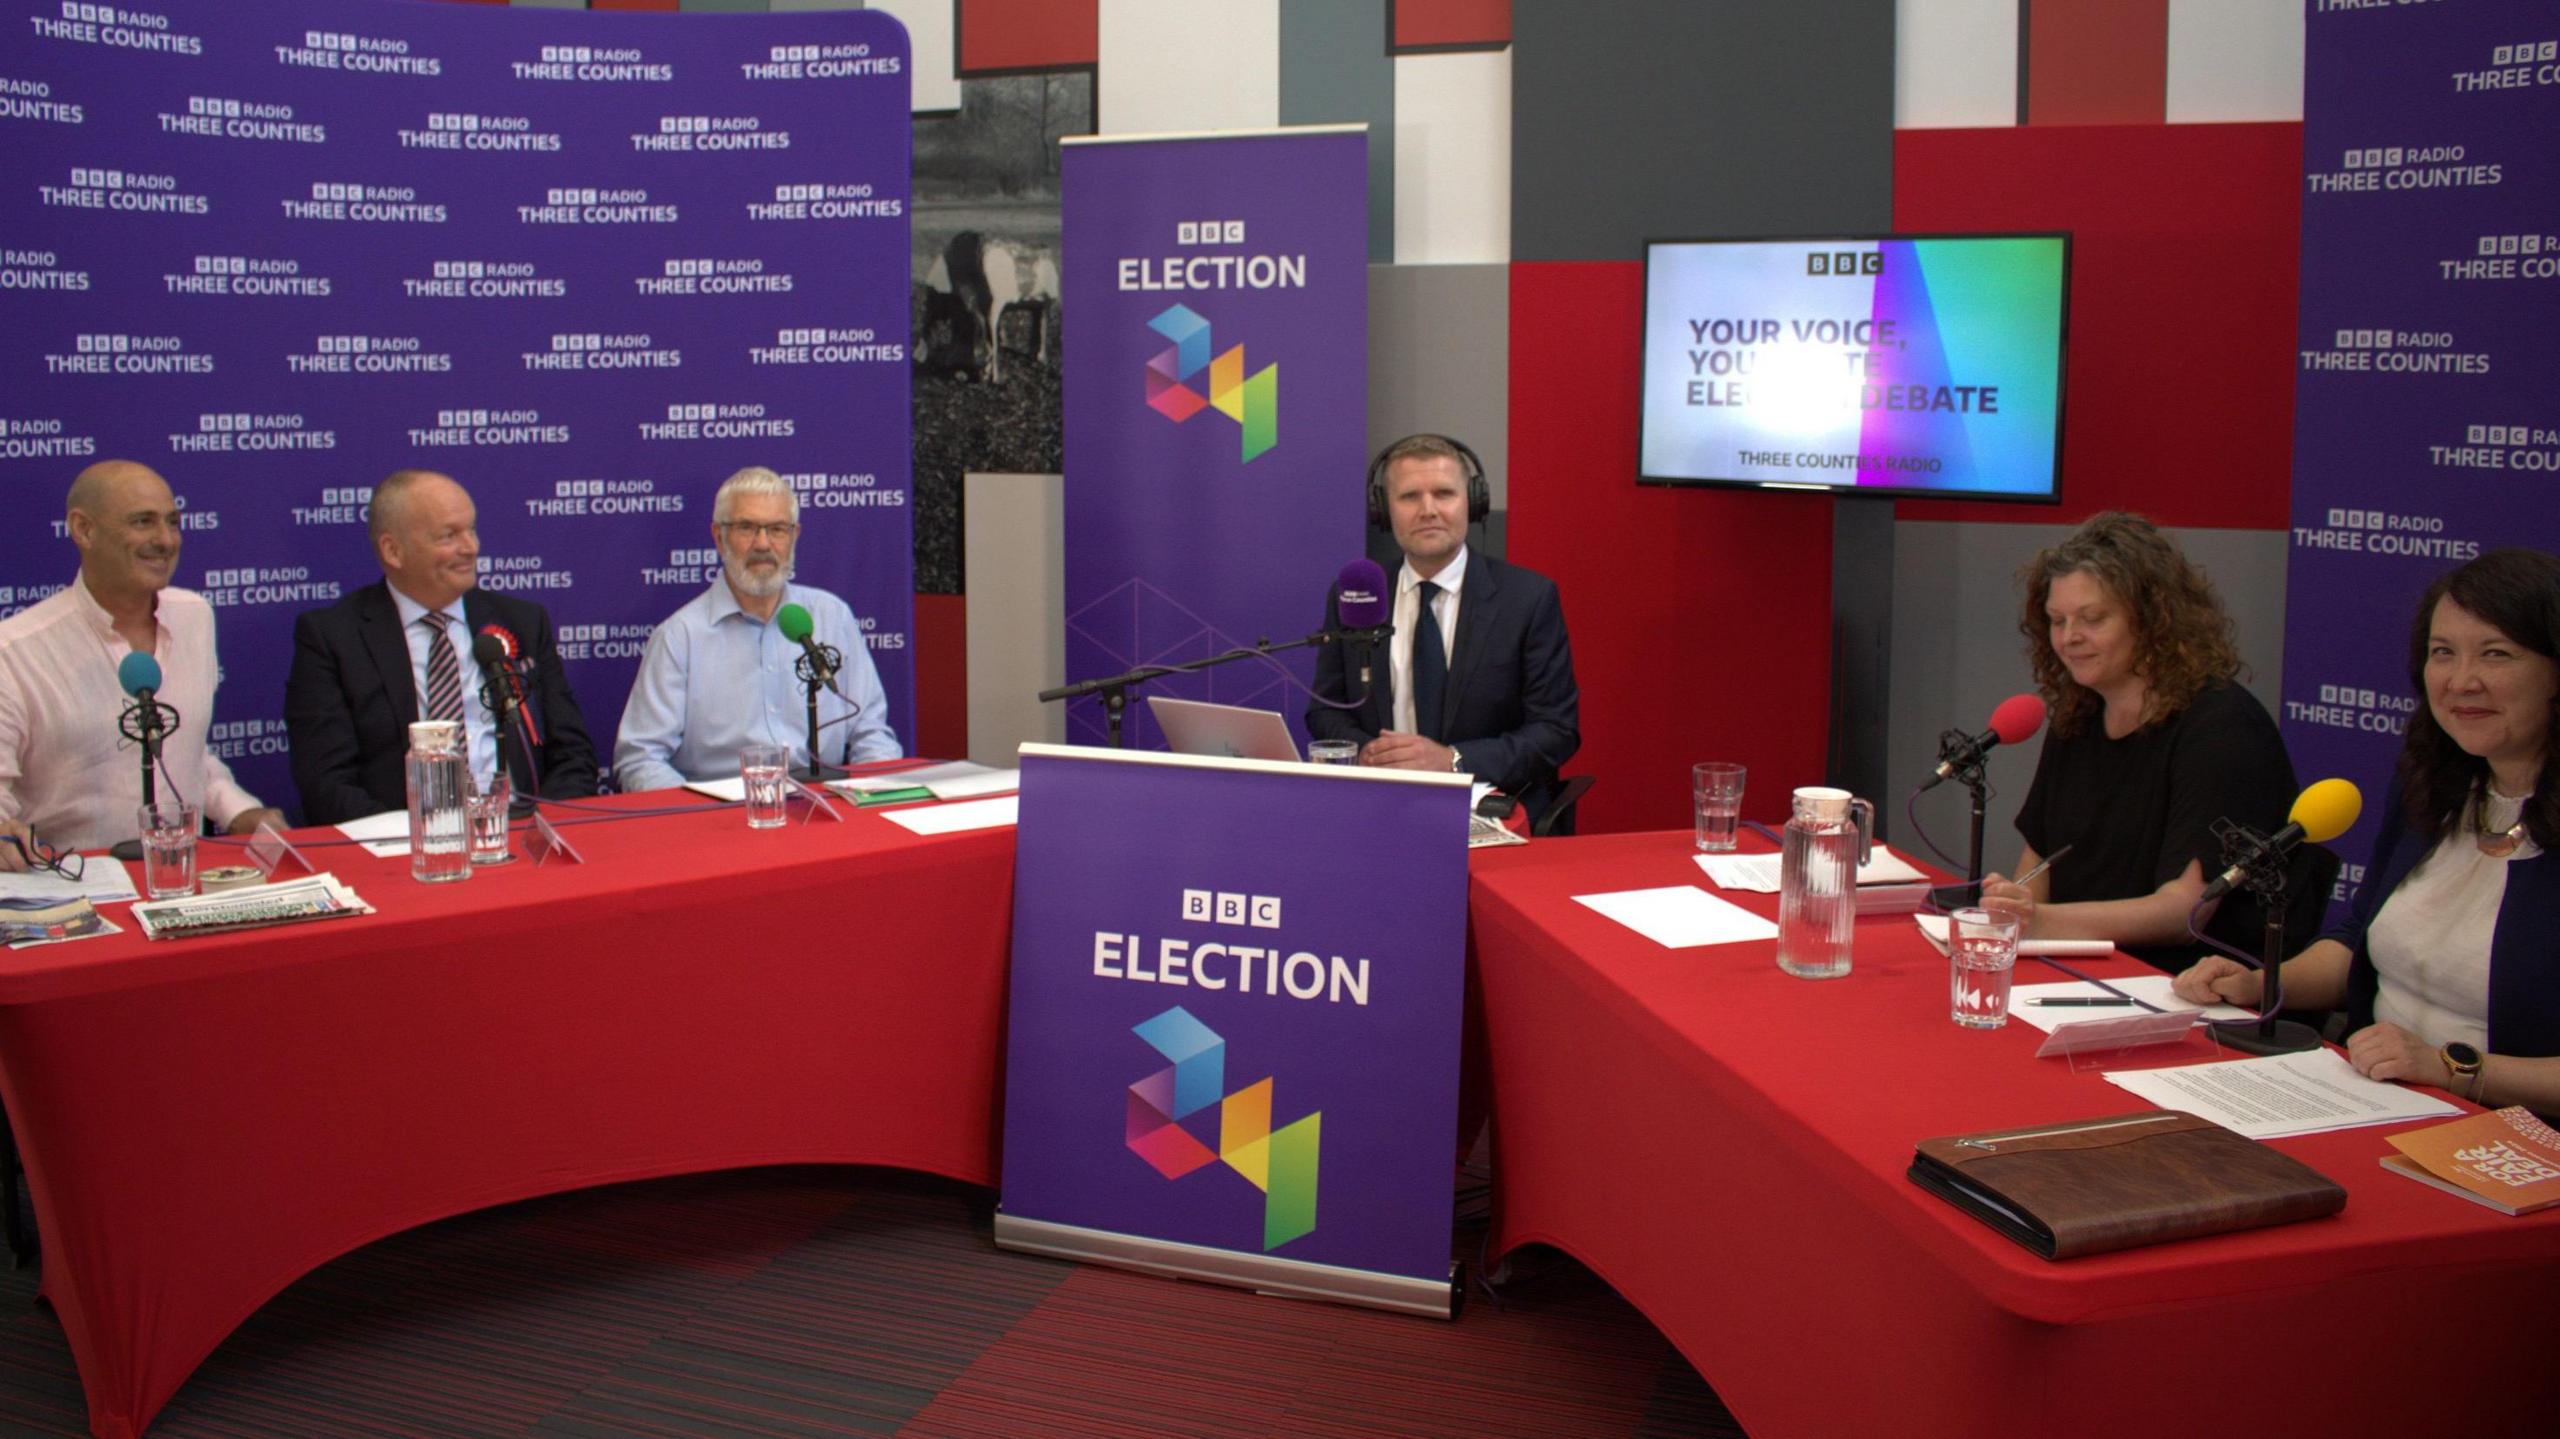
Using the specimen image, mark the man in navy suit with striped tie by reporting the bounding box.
[1307,435,1580,826]
[285,469,598,824]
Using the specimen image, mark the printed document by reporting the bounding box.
[2104,1047,2461,1140]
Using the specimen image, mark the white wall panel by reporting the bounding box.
[864,0,961,113]
[965,472,1067,762]
[2167,0,2303,124]
[1098,0,1280,136]
[1393,49,1509,265]
[1895,0,2016,129]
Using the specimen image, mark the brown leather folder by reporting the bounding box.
[1908,1110,2347,1259]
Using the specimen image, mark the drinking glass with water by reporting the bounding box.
[1948,907,2020,1028]
[741,743,790,829]
[1693,762,1746,851]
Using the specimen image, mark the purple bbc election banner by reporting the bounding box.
[2284,0,2560,915]
[1057,128,1368,753]
[0,0,913,816]
[995,747,1468,1315]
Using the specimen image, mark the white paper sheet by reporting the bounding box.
[1912,913,2116,957]
[1697,847,1928,893]
[2103,1047,2462,1140]
[333,809,414,858]
[0,858,141,907]
[1571,884,1779,950]
[683,777,748,802]
[878,794,1019,835]
[2005,976,2253,1034]
[835,760,1004,794]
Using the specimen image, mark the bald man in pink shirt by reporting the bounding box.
[0,460,281,867]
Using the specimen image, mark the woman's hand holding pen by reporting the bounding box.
[1978,844,2070,935]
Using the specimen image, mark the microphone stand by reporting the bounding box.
[1038,624,1385,748]
[2209,826,2322,1055]
[110,692,176,862]
[1925,728,1993,910]
[794,648,848,782]
[480,671,543,817]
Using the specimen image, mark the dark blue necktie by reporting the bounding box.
[1410,581,1446,742]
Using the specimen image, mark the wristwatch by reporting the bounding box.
[2441,1041,2484,1098]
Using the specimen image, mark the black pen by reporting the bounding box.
[2032,997,2136,1007]
[2012,843,2073,888]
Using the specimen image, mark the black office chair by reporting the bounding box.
[1531,775,1595,838]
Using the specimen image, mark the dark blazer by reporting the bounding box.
[285,580,599,824]
[2337,781,2560,1064]
[1306,552,1580,813]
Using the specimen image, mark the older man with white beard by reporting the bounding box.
[612,466,901,791]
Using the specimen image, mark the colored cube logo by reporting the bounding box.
[1144,303,1278,463]
[1124,1005,1320,1251]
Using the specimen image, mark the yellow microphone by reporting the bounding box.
[2201,779,2363,903]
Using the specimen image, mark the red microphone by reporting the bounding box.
[1921,693,2045,790]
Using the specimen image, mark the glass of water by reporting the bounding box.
[1692,762,1746,851]
[467,772,513,865]
[137,800,200,899]
[1308,740,1358,765]
[1948,906,2021,1029]
[741,743,790,829]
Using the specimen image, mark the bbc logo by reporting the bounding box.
[1176,220,1246,245]
[73,334,133,353]
[666,259,712,276]
[303,32,358,52]
[2326,508,2384,530]
[774,184,824,202]
[1179,889,1282,930]
[69,167,128,189]
[2476,235,2543,256]
[438,410,494,427]
[433,261,490,279]
[198,414,256,433]
[1806,252,1884,276]
[666,403,715,421]
[2490,41,2558,65]
[548,188,603,206]
[186,97,245,119]
[2332,329,2394,349]
[2319,685,2379,708]
[2343,148,2406,170]
[2467,425,2524,446]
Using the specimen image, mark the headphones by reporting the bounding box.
[1365,434,1490,531]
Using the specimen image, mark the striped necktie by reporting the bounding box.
[420,612,465,727]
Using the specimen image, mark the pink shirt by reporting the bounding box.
[0,574,262,850]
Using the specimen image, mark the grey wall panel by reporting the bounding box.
[1368,262,1508,559]
[1511,0,1897,260]
[965,471,1067,762]
[1282,0,1395,264]
[1890,520,2290,864]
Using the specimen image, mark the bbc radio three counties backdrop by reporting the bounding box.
[1,0,915,815]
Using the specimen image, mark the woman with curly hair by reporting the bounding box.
[1977,512,2298,970]
[2176,550,2560,1114]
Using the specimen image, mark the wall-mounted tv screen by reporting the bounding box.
[1639,234,2069,502]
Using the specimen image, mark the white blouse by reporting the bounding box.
[2365,790,2534,1050]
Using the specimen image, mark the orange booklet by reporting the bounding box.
[2381,1107,2560,1216]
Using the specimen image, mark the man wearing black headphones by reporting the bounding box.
[1307,434,1580,824]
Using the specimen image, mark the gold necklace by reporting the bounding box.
[2476,793,2529,859]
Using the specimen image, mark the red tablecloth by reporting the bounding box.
[1469,831,2560,1439]
[0,794,1016,1439]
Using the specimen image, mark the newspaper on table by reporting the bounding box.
[131,872,375,941]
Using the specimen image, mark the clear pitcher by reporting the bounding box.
[406,720,471,885]
[1777,786,1872,979]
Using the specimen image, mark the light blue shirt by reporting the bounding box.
[388,585,499,790]
[613,580,899,791]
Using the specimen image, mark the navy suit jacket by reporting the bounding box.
[1305,552,1580,813]
[284,580,599,824]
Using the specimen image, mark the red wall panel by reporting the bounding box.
[1394,1,1511,52]
[960,0,1098,75]
[1507,262,1835,836]
[912,593,967,761]
[1892,122,2302,530]
[2025,0,2166,126]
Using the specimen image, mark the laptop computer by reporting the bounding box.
[1145,696,1303,763]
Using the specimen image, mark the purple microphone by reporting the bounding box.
[1337,558,1391,694]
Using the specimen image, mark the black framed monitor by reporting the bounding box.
[1639,234,2070,503]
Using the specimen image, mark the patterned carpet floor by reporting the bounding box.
[0,1168,1741,1438]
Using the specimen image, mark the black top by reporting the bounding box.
[2015,678,2298,972]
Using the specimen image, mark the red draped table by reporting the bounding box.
[1468,830,2560,1439]
[0,794,1015,1439]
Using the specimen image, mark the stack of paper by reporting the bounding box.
[2103,1048,2460,1140]
[1697,847,1927,894]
